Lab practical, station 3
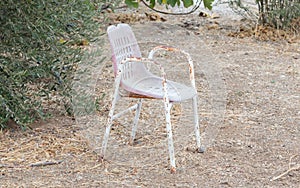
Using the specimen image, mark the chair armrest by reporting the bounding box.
[148,46,196,89]
[118,57,167,80]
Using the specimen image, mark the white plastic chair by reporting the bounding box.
[101,23,203,173]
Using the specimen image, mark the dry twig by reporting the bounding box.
[271,155,300,181]
[29,160,63,167]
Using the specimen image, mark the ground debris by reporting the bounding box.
[29,160,64,167]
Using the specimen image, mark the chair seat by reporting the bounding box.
[121,75,197,102]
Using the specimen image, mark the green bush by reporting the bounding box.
[227,0,299,30]
[257,0,300,29]
[0,0,106,129]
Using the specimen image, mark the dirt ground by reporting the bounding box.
[1,4,300,187]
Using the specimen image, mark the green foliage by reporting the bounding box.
[126,0,214,10]
[125,0,139,8]
[183,0,194,8]
[0,0,104,129]
[203,0,213,10]
[229,0,300,29]
[257,0,300,28]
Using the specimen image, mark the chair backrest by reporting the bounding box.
[107,24,142,76]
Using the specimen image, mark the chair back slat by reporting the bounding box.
[107,24,142,77]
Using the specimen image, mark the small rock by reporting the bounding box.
[199,11,209,17]
[207,23,220,30]
[111,168,122,174]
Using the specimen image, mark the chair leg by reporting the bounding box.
[100,80,121,159]
[130,99,143,145]
[101,117,113,160]
[100,100,117,159]
[192,96,204,153]
[164,101,176,172]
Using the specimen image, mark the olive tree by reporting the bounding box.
[0,0,106,129]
